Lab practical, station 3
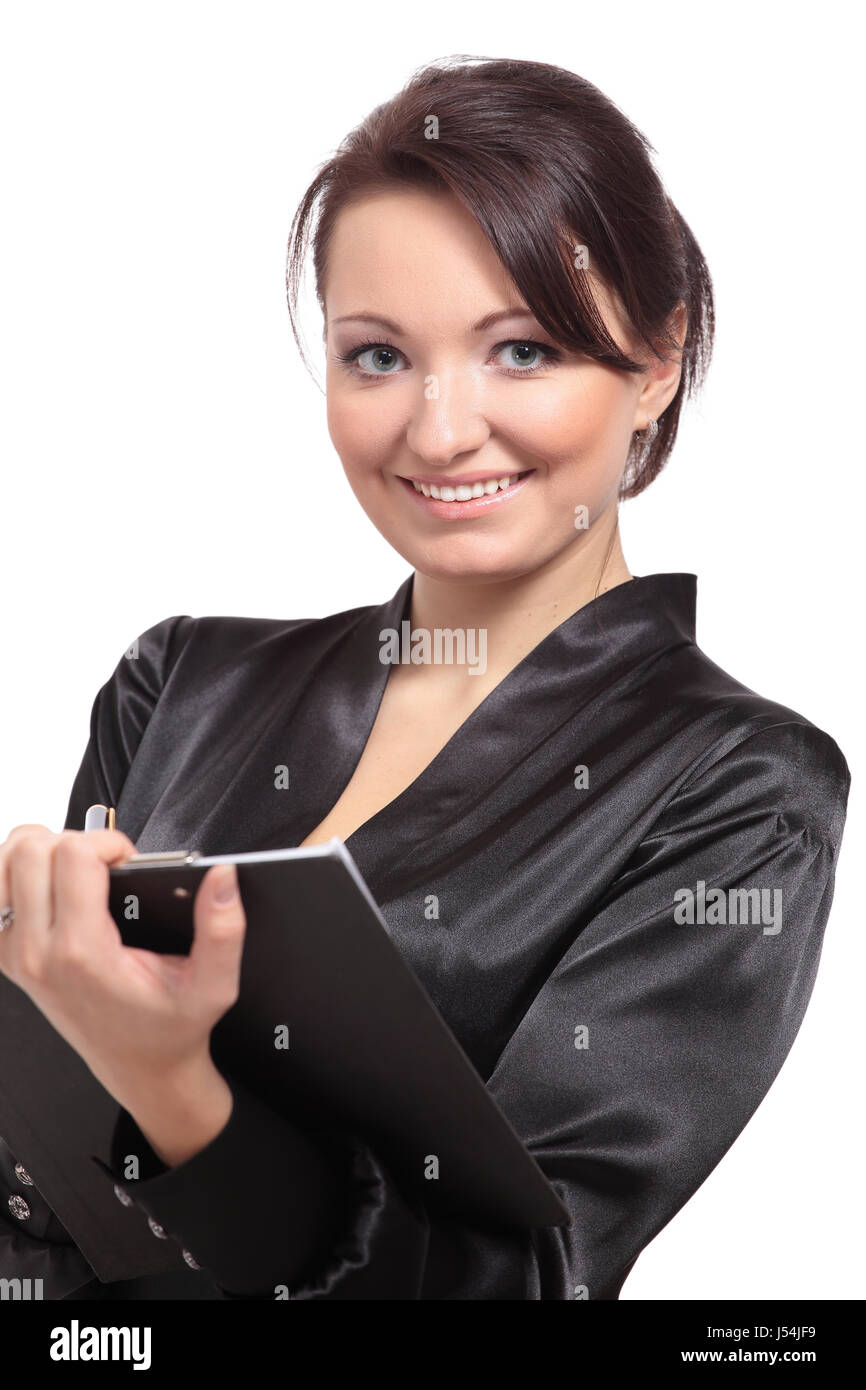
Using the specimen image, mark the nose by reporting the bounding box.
[404,364,490,468]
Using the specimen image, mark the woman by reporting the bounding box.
[0,56,850,1300]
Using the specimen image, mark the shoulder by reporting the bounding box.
[666,645,850,849]
[629,629,850,853]
[131,599,379,682]
[87,600,378,731]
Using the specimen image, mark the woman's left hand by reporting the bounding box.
[0,825,246,1160]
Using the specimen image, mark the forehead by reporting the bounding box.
[322,185,628,343]
[324,188,512,314]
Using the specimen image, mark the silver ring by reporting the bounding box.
[0,906,14,933]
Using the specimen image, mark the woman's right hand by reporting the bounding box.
[0,823,244,1133]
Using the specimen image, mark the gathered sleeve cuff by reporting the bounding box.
[90,1074,432,1299]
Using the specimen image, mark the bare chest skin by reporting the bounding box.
[298,571,634,848]
[297,666,494,847]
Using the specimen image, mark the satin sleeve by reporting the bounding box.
[0,1226,97,1299]
[63,614,196,829]
[0,617,200,1300]
[0,1137,98,1299]
[91,719,849,1300]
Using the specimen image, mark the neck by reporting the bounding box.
[407,500,633,690]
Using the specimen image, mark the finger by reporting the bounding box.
[0,824,56,900]
[5,833,57,962]
[69,828,138,864]
[0,822,56,878]
[1,823,57,850]
[0,829,60,978]
[50,829,137,957]
[187,865,246,1010]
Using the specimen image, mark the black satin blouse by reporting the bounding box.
[0,572,850,1299]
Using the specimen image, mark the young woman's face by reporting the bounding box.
[323,187,666,584]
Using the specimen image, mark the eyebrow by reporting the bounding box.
[328,307,538,334]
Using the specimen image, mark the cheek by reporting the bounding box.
[325,384,361,459]
[505,379,627,479]
[326,381,399,482]
[506,369,627,451]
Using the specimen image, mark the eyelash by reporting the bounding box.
[334,337,563,380]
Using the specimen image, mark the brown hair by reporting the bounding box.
[285,54,714,500]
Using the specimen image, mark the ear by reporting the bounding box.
[634,300,688,428]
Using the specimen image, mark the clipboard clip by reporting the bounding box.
[121,851,203,866]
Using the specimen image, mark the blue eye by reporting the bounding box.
[336,339,406,377]
[495,341,544,372]
[355,344,403,374]
[486,339,563,377]
[334,336,561,380]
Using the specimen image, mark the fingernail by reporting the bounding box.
[213,867,239,905]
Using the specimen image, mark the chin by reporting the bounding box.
[366,502,566,584]
[405,542,548,586]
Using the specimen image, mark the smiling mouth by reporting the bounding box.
[400,470,533,502]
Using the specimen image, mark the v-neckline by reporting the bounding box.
[287,570,697,882]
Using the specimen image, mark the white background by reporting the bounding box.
[1,1,862,1299]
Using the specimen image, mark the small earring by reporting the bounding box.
[634,418,658,441]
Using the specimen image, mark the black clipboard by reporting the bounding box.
[0,839,569,1283]
[112,839,570,1230]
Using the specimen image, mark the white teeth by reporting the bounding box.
[413,473,522,501]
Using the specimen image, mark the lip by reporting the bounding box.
[397,470,534,520]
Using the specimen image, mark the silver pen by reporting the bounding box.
[84,803,115,832]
